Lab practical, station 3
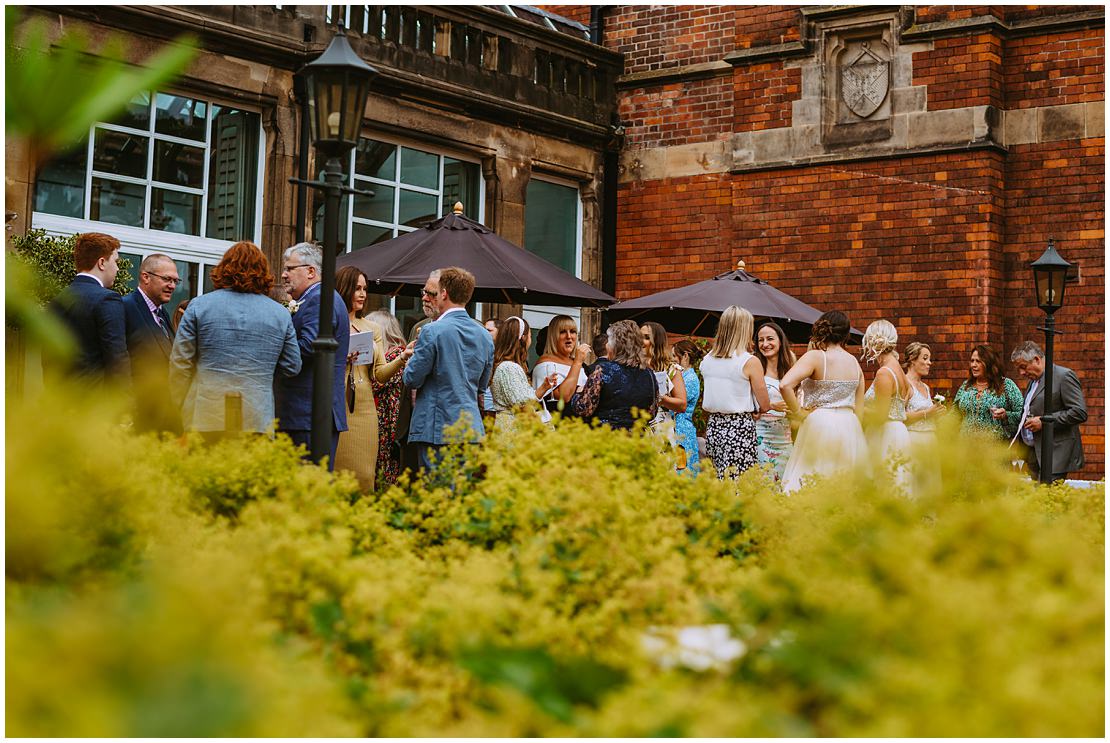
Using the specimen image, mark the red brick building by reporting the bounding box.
[542,5,1104,478]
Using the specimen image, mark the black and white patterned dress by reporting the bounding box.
[705,412,758,479]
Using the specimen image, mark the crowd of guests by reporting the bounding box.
[49,232,1090,495]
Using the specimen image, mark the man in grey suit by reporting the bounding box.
[402,266,493,470]
[1011,341,1087,481]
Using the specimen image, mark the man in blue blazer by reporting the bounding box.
[46,232,130,385]
[273,242,350,469]
[402,266,493,470]
[122,253,180,431]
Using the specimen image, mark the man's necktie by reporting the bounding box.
[154,308,171,338]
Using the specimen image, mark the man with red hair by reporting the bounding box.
[47,232,130,384]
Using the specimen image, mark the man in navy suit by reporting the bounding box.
[402,266,493,470]
[273,242,350,469]
[122,253,181,431]
[47,232,130,385]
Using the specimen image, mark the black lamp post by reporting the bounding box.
[1029,238,1071,484]
[292,29,377,465]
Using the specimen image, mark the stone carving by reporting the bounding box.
[840,42,889,119]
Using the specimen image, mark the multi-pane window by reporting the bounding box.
[34,91,261,242]
[314,136,482,254]
[310,136,483,337]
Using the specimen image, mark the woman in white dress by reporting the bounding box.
[701,306,771,480]
[779,310,868,493]
[534,314,588,418]
[754,322,797,482]
[902,341,944,494]
[490,316,559,429]
[861,319,913,496]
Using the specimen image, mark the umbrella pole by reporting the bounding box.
[689,311,714,338]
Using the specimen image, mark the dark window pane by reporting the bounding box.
[107,92,151,131]
[441,158,480,217]
[399,147,437,189]
[353,184,394,223]
[203,264,215,294]
[150,188,201,235]
[354,138,396,180]
[155,93,207,141]
[164,259,198,318]
[93,128,149,179]
[351,222,393,250]
[153,140,205,188]
[398,189,437,227]
[206,107,260,241]
[524,179,578,275]
[34,140,87,218]
[90,178,145,227]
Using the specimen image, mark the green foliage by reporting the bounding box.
[6,7,196,162]
[5,381,1104,736]
[10,229,134,303]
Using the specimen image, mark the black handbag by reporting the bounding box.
[346,369,356,414]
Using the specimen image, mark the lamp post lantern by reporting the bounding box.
[292,29,377,465]
[1029,238,1071,484]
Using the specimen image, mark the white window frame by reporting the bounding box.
[31,89,266,299]
[339,131,487,317]
[521,172,584,334]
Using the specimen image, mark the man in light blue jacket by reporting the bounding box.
[402,266,493,470]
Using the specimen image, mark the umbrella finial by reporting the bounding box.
[737,259,746,271]
[453,201,464,215]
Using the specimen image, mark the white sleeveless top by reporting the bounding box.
[700,350,756,414]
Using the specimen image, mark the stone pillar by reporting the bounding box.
[259,80,299,273]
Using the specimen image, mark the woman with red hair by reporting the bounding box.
[169,241,302,435]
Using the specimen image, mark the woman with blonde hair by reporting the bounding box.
[862,319,913,496]
[533,314,588,416]
[556,319,659,430]
[489,316,559,428]
[699,306,771,479]
[902,341,943,446]
[367,309,408,488]
[778,310,868,493]
[640,321,687,438]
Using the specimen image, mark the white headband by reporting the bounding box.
[504,315,526,340]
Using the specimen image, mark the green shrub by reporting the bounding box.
[9,228,134,304]
[5,381,1104,736]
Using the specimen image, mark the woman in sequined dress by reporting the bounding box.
[779,311,868,493]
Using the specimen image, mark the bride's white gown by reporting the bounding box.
[781,353,869,494]
[864,366,914,497]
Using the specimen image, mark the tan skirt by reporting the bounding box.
[334,362,379,491]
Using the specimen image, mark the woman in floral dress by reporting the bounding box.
[952,344,1023,441]
[672,339,703,475]
[368,310,407,489]
[753,322,796,482]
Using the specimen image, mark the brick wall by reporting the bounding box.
[1004,28,1104,108]
[619,74,735,149]
[537,5,591,26]
[913,33,1005,110]
[1003,138,1105,475]
[594,4,1104,476]
[602,5,738,73]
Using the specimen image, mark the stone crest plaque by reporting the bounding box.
[840,43,889,119]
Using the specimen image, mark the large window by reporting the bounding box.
[314,135,483,336]
[522,175,583,364]
[34,91,261,241]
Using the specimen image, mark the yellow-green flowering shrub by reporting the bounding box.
[6,385,1103,736]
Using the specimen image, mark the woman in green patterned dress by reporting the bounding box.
[952,344,1023,440]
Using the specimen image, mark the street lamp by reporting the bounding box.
[1029,238,1071,484]
[292,29,377,465]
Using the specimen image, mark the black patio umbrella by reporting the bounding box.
[336,204,615,307]
[604,261,862,343]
